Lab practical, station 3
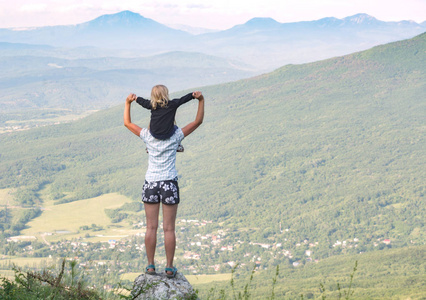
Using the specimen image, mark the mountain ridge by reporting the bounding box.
[1,11,425,71]
[77,10,188,35]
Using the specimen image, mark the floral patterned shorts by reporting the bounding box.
[142,179,180,205]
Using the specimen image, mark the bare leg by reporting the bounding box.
[162,204,178,273]
[144,203,160,272]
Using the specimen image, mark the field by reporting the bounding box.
[0,257,57,280]
[20,192,141,243]
[0,109,99,134]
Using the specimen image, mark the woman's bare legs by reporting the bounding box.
[144,203,160,272]
[162,204,178,274]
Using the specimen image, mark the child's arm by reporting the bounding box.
[135,96,152,109]
[124,94,142,136]
[181,93,204,137]
[173,92,195,107]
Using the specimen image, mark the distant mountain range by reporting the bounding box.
[0,11,424,70]
[0,49,255,114]
[0,11,191,53]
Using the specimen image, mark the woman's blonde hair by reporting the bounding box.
[151,85,169,110]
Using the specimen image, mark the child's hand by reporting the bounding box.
[192,91,203,99]
[126,93,136,103]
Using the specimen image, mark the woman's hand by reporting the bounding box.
[126,93,137,103]
[124,93,142,136]
[192,91,203,100]
[182,94,204,137]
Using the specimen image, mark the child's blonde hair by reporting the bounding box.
[151,85,170,110]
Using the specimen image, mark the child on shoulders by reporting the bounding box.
[135,85,195,152]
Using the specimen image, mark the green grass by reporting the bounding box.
[0,259,103,299]
[0,269,15,280]
[186,273,232,285]
[195,246,426,299]
[0,257,57,281]
[0,257,56,268]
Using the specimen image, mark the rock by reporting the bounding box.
[131,272,199,300]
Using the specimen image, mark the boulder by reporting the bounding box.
[131,272,199,300]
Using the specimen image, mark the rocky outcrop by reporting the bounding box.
[131,272,198,300]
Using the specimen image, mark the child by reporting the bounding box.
[135,85,195,152]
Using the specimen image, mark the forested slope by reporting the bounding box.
[0,33,424,256]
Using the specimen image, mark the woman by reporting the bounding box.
[124,90,204,278]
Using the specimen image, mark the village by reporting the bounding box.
[3,217,392,278]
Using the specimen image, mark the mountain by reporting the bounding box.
[233,17,283,31]
[195,13,426,69]
[0,46,255,116]
[342,13,382,25]
[0,11,191,51]
[82,10,162,29]
[1,32,424,247]
[0,12,424,71]
[0,31,424,300]
[0,34,426,299]
[166,24,219,35]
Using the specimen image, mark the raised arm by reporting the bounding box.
[173,92,195,107]
[124,93,142,136]
[136,96,152,109]
[181,92,204,137]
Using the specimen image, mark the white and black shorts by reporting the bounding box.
[142,179,180,205]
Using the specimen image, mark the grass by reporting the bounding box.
[0,257,57,280]
[186,273,232,285]
[0,259,102,299]
[0,269,15,280]
[0,257,56,268]
[20,193,138,242]
[193,247,426,299]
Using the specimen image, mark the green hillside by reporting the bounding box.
[194,245,426,299]
[0,33,425,296]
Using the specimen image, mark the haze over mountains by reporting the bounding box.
[1,10,424,127]
[1,10,425,70]
[0,50,253,116]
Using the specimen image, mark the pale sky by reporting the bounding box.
[0,0,425,30]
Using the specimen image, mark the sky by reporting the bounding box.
[0,0,425,30]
